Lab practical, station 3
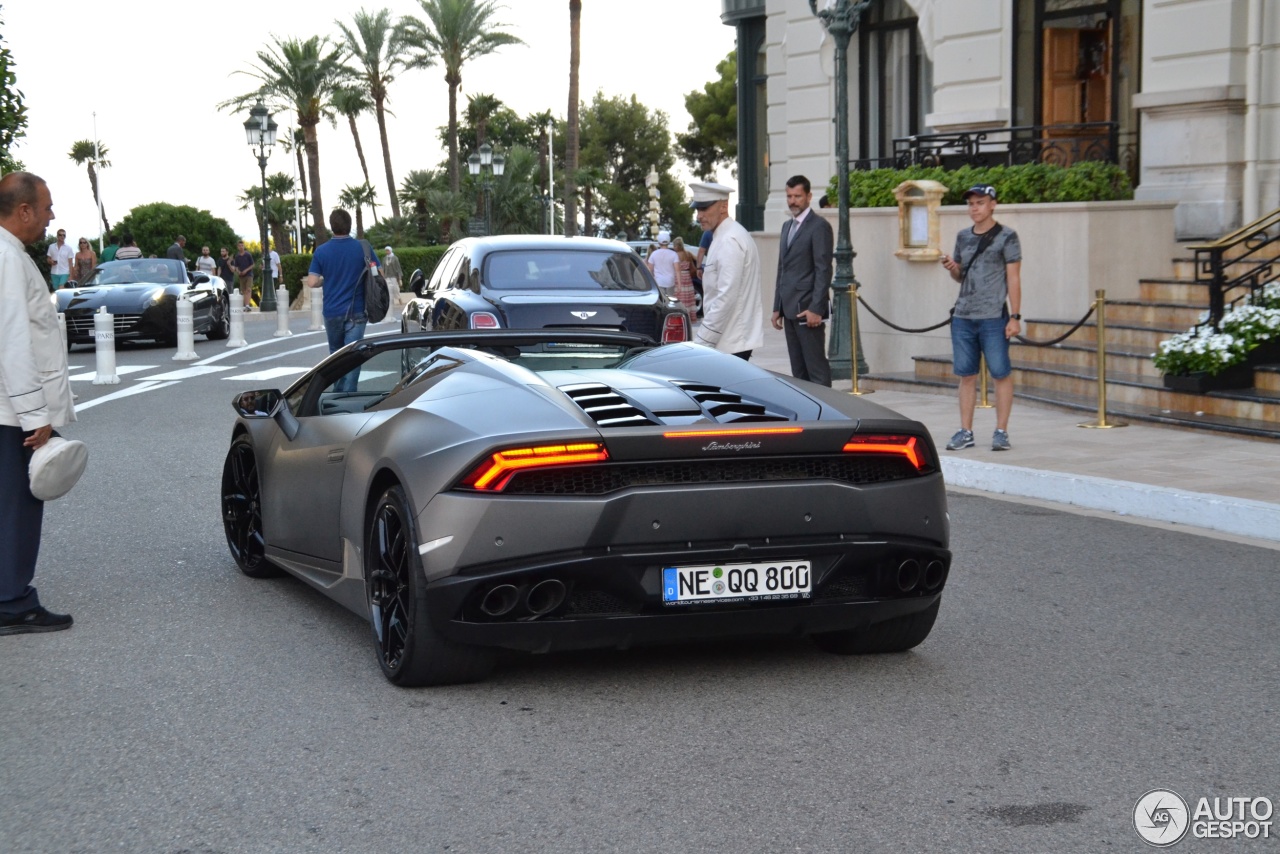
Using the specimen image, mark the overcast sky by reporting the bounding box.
[5,0,736,244]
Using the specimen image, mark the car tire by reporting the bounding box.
[365,484,495,687]
[220,435,282,578]
[811,600,940,655]
[206,299,230,340]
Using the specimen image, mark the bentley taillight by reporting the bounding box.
[842,434,928,471]
[470,312,500,329]
[661,313,689,343]
[461,442,609,491]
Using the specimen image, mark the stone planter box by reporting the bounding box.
[1163,362,1254,393]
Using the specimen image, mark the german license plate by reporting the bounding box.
[662,560,812,605]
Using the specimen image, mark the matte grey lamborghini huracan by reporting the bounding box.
[221,330,951,686]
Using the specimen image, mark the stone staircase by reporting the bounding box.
[864,255,1280,441]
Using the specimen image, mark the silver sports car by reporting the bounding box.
[222,330,950,686]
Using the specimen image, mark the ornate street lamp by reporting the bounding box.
[467,143,506,235]
[811,0,871,382]
[243,100,278,311]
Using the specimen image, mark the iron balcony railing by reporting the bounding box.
[854,122,1139,185]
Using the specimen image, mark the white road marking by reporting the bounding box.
[143,366,235,381]
[223,367,309,381]
[194,330,323,366]
[241,342,328,364]
[68,365,156,382]
[73,381,182,412]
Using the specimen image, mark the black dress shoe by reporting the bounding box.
[0,606,74,635]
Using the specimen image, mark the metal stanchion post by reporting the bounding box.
[173,296,197,360]
[1079,288,1127,429]
[227,290,248,348]
[308,285,324,331]
[977,355,993,408]
[849,282,872,395]
[92,307,119,385]
[273,285,292,338]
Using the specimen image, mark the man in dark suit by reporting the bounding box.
[771,175,833,386]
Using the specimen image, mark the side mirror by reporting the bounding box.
[233,389,282,418]
[192,273,210,285]
[409,268,426,297]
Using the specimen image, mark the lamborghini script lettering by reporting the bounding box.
[702,441,763,452]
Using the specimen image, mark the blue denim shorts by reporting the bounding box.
[951,315,1012,378]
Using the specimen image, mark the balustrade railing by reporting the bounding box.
[1187,208,1280,330]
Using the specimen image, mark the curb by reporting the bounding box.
[941,457,1280,544]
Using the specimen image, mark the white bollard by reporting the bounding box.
[308,285,324,331]
[172,296,197,360]
[57,311,67,347]
[92,307,119,385]
[273,285,292,338]
[226,290,248,348]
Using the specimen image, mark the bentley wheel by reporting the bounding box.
[812,600,940,655]
[220,435,281,578]
[366,485,494,687]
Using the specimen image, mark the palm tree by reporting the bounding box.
[331,86,373,186]
[282,127,309,213]
[68,139,110,234]
[339,183,379,239]
[337,8,410,219]
[398,169,439,238]
[220,35,349,245]
[427,188,474,243]
[564,0,581,237]
[239,173,299,254]
[402,0,524,193]
[574,165,606,238]
[466,93,502,145]
[489,146,544,235]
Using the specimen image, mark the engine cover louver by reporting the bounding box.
[559,383,658,427]
[672,382,790,423]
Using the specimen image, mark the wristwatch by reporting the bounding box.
[1010,313,1022,320]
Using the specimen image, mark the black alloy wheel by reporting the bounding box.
[207,296,231,340]
[365,484,493,687]
[220,435,280,578]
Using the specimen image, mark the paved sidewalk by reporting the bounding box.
[749,324,1280,547]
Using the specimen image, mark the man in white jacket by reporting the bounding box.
[0,172,76,635]
[689,182,763,359]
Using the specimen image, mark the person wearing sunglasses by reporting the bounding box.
[72,237,97,285]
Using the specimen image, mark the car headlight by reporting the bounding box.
[147,289,167,307]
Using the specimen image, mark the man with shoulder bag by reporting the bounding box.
[305,209,383,390]
[940,184,1023,452]
[1,172,79,635]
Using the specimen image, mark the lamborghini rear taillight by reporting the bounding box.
[461,442,609,491]
[661,313,689,343]
[842,434,928,471]
[470,312,500,329]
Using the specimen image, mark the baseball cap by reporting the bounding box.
[963,184,998,201]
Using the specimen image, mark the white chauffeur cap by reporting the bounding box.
[28,437,89,501]
[688,181,733,210]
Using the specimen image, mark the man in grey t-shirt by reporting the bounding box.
[939,184,1023,451]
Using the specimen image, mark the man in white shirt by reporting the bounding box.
[0,172,76,635]
[646,231,678,290]
[45,228,75,290]
[689,182,763,359]
[194,245,217,275]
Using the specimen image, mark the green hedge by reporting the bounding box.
[277,245,450,306]
[829,161,1134,208]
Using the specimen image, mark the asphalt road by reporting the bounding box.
[2,320,1277,853]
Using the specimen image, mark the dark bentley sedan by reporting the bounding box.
[401,235,690,344]
[56,258,230,348]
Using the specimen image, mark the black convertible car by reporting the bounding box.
[222,330,950,686]
[57,258,230,348]
[401,235,690,344]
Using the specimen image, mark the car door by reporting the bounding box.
[263,349,403,564]
[424,249,463,330]
[184,270,219,329]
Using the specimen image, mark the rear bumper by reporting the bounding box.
[424,537,950,653]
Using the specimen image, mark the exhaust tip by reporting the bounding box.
[480,583,520,617]
[896,559,921,593]
[923,560,946,591]
[525,578,567,616]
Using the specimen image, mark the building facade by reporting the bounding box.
[723,0,1280,240]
